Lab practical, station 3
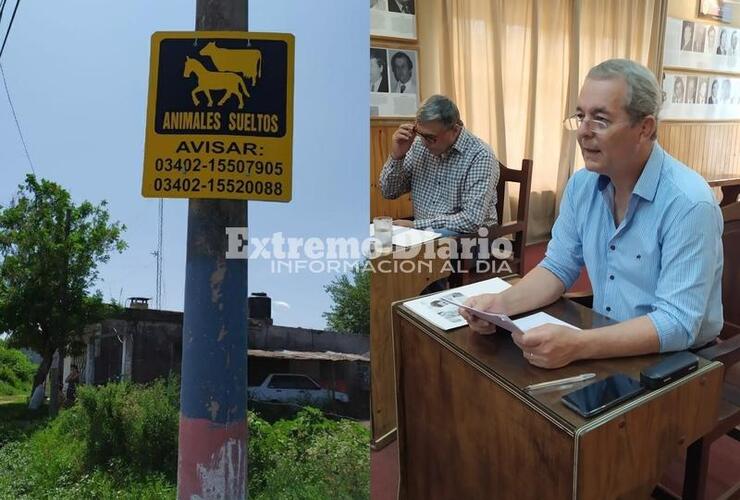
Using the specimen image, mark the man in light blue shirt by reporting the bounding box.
[462,59,723,369]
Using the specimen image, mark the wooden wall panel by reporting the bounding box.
[658,122,740,181]
[370,122,414,220]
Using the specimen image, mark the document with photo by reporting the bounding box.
[403,277,511,330]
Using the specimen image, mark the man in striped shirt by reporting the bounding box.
[462,59,723,369]
[379,95,499,236]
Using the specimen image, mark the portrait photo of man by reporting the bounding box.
[717,28,729,55]
[388,0,414,14]
[370,48,389,93]
[390,50,417,95]
[693,24,706,52]
[697,77,708,103]
[681,21,694,51]
[672,76,685,103]
[731,29,739,56]
[685,76,697,103]
[708,78,719,104]
[721,78,731,103]
[705,26,717,54]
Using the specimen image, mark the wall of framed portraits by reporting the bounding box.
[370,0,421,220]
[659,0,740,181]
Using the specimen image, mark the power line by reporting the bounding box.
[0,0,9,24]
[0,0,20,60]
[0,63,34,173]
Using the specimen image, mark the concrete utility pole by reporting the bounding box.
[177,1,249,499]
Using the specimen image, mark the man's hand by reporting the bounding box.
[512,324,583,369]
[390,123,416,160]
[459,293,508,335]
[393,219,414,228]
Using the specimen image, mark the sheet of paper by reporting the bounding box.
[512,311,581,332]
[369,223,442,247]
[438,297,524,335]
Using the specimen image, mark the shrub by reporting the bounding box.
[76,376,179,478]
[248,407,370,499]
[0,407,86,497]
[0,342,37,396]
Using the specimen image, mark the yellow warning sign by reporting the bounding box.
[142,32,294,201]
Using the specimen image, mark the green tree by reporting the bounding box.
[322,263,370,335]
[0,175,126,396]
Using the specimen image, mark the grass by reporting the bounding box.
[0,394,26,405]
[0,403,176,499]
[0,397,50,450]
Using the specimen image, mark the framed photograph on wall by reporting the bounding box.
[661,71,740,120]
[663,18,740,74]
[370,0,417,41]
[370,45,420,118]
[698,0,727,22]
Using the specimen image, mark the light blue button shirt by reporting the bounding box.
[540,143,724,351]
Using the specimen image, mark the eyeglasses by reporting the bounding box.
[563,113,640,134]
[414,122,460,143]
[414,127,438,143]
[563,114,611,133]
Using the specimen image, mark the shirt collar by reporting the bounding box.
[371,76,382,91]
[449,127,470,155]
[596,142,663,202]
[632,143,663,202]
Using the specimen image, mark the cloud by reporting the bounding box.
[273,300,291,310]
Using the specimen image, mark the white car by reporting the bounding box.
[248,373,350,405]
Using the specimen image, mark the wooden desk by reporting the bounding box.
[392,298,724,499]
[369,239,453,448]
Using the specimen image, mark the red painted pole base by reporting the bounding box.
[178,416,247,499]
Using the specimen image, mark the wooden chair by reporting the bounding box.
[679,200,740,500]
[448,158,533,287]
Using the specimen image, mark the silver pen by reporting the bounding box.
[524,373,596,392]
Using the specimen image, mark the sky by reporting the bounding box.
[0,0,369,330]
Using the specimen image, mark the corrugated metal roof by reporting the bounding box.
[248,349,369,362]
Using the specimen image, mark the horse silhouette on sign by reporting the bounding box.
[200,42,262,87]
[183,56,248,109]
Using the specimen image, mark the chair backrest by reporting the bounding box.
[721,200,740,339]
[451,158,533,287]
[495,159,533,232]
[489,159,534,268]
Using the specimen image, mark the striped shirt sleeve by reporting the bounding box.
[647,201,723,352]
[538,175,585,290]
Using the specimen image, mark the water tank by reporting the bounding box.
[248,292,271,320]
[127,297,150,310]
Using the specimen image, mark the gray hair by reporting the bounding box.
[416,95,460,129]
[586,59,662,139]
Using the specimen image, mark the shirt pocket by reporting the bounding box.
[618,234,662,309]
